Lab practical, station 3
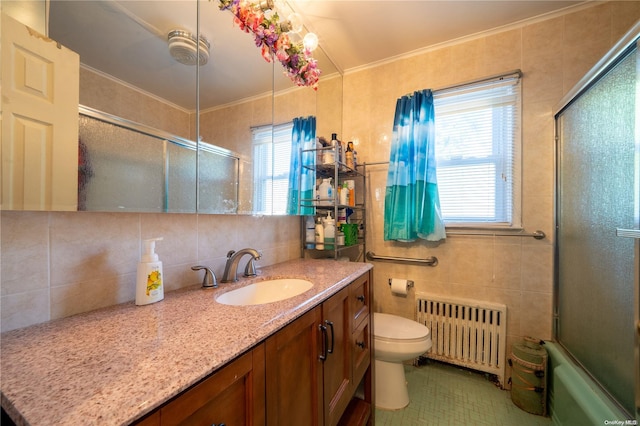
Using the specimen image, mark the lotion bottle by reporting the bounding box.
[136,237,164,305]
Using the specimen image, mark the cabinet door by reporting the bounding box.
[349,273,370,331]
[160,345,265,426]
[352,317,370,386]
[266,307,323,426]
[322,286,352,426]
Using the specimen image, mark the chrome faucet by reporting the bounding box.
[191,265,218,288]
[221,248,261,283]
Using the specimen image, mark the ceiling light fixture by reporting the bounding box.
[303,32,318,52]
[286,13,304,33]
[167,30,211,66]
[218,0,321,89]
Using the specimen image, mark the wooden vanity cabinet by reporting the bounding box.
[134,345,266,426]
[133,271,373,426]
[321,286,352,426]
[265,271,373,426]
[265,307,324,425]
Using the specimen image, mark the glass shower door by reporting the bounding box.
[555,41,638,417]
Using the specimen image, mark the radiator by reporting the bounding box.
[416,293,507,387]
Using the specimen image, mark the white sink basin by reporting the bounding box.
[215,278,313,306]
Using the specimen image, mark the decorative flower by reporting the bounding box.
[218,0,321,89]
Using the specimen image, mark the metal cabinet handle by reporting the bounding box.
[325,320,335,354]
[356,295,365,303]
[319,324,328,361]
[356,341,365,349]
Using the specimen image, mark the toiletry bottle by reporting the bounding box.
[340,181,349,205]
[323,134,336,165]
[323,211,335,250]
[136,238,164,305]
[318,178,333,206]
[305,215,316,249]
[315,217,324,250]
[345,141,354,169]
[337,208,347,226]
[347,180,355,207]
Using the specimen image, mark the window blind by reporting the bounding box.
[252,122,293,215]
[433,74,521,227]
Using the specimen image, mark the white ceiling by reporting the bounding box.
[48,0,583,111]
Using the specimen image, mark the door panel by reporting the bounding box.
[556,42,638,416]
[1,13,79,210]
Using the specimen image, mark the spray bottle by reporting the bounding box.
[136,237,164,305]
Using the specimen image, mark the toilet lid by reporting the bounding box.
[374,312,430,342]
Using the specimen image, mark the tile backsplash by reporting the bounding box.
[1,211,300,332]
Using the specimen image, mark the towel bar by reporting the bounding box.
[366,251,438,266]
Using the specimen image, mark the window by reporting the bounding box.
[252,122,293,215]
[434,73,521,227]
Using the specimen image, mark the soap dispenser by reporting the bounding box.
[136,237,164,305]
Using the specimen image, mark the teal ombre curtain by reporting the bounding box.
[384,90,446,241]
[287,116,316,215]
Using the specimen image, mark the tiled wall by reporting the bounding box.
[342,1,640,352]
[0,211,300,332]
[2,2,638,342]
[1,58,302,332]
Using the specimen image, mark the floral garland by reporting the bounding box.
[218,0,321,89]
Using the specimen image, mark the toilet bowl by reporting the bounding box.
[374,312,432,410]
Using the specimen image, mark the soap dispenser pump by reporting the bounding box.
[136,237,164,305]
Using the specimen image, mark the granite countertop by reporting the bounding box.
[1,258,373,426]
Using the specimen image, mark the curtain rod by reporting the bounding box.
[403,69,522,98]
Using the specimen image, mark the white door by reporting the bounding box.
[1,13,79,211]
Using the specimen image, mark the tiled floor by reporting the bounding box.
[375,361,552,425]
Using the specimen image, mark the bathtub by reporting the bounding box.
[545,342,631,425]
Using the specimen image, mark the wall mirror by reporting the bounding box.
[1,0,342,215]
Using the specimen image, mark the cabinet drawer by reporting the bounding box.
[349,273,370,331]
[352,318,370,385]
[160,345,265,426]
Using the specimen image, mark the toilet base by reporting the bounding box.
[375,359,410,410]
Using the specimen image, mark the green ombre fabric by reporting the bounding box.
[287,116,316,215]
[384,90,445,241]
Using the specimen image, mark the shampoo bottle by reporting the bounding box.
[136,237,164,305]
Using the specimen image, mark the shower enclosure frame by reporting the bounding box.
[553,23,640,421]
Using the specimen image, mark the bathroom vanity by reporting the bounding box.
[0,259,373,426]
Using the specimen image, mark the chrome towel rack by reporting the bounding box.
[366,251,438,266]
[446,229,546,239]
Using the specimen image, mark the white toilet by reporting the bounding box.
[373,312,432,410]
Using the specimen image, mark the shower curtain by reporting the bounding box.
[286,116,316,215]
[384,89,446,241]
